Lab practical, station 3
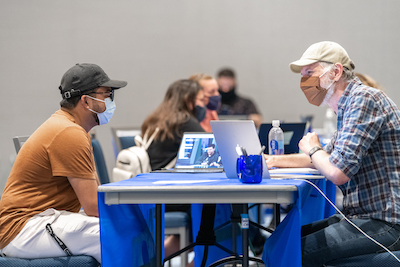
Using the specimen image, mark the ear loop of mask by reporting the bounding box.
[85,95,106,114]
[85,94,116,125]
[319,65,336,90]
[319,63,335,78]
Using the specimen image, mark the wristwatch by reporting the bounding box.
[309,146,323,159]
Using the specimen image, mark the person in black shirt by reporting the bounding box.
[142,79,206,171]
[217,68,262,128]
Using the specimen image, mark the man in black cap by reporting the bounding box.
[0,63,127,263]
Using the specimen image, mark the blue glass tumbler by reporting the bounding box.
[236,155,263,184]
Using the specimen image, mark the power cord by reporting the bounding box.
[294,178,400,263]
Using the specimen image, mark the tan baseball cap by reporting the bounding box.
[289,41,355,73]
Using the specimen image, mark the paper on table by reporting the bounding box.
[269,168,324,179]
[270,174,324,179]
[268,168,321,175]
[153,180,216,185]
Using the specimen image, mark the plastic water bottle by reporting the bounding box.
[320,108,336,147]
[269,120,284,155]
[324,108,336,139]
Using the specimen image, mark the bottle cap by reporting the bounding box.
[272,120,280,127]
[326,108,334,118]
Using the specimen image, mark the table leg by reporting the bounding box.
[273,203,281,227]
[156,204,162,267]
[242,204,249,267]
[232,220,237,256]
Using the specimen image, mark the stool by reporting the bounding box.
[0,255,99,267]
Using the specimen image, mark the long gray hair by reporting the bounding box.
[319,61,355,82]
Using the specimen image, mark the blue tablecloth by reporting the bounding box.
[98,193,157,267]
[98,173,335,267]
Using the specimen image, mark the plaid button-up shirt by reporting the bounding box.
[325,77,400,224]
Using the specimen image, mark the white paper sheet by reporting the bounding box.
[153,180,216,185]
[268,168,321,175]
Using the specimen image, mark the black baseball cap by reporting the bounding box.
[59,63,128,99]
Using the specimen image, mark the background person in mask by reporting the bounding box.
[142,79,205,171]
[189,73,221,132]
[216,68,262,128]
[0,63,127,263]
[265,41,400,266]
[140,80,205,265]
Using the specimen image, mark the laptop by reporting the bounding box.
[152,132,224,173]
[258,123,306,154]
[218,115,249,121]
[210,120,270,179]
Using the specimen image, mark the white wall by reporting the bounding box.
[1,0,400,192]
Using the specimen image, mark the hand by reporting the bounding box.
[299,132,322,157]
[264,154,276,169]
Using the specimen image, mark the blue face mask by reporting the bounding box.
[195,105,206,122]
[86,95,116,125]
[206,95,221,110]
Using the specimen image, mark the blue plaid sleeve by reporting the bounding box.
[330,90,385,179]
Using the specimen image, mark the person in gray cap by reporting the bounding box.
[265,41,400,266]
[0,63,127,263]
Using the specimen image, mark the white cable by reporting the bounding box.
[293,178,400,263]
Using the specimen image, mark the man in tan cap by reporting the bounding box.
[266,41,400,266]
[0,63,127,263]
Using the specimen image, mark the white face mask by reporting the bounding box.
[86,95,116,125]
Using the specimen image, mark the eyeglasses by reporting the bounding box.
[87,90,114,101]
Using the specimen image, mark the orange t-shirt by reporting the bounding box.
[200,109,219,133]
[0,109,97,249]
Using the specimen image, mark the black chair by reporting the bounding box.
[91,138,110,184]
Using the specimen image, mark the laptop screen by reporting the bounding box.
[175,132,223,169]
[258,123,306,154]
[210,120,270,179]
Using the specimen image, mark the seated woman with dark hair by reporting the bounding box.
[141,79,206,170]
[140,79,206,266]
